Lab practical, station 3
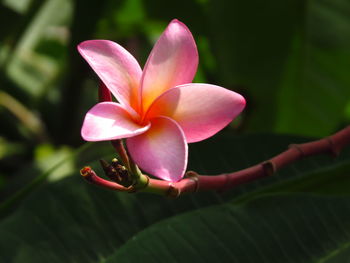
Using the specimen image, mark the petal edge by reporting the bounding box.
[81,102,149,141]
[78,40,142,112]
[140,19,198,113]
[127,116,187,182]
[146,83,246,143]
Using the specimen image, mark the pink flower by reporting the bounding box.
[78,19,245,182]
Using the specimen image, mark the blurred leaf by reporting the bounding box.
[235,160,350,204]
[0,91,47,141]
[34,38,66,61]
[5,0,72,97]
[345,101,350,122]
[0,4,21,40]
[142,0,206,35]
[275,0,350,136]
[0,176,226,263]
[110,194,350,263]
[208,0,302,132]
[57,0,110,144]
[0,175,5,190]
[34,144,74,182]
[0,142,94,215]
[115,0,145,37]
[0,137,24,160]
[209,0,350,137]
[0,133,350,262]
[2,0,32,14]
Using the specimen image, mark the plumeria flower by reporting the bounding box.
[78,19,245,182]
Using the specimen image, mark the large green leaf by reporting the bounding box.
[0,176,226,263]
[209,0,350,136]
[0,133,349,262]
[109,194,350,263]
[208,0,302,132]
[275,0,350,136]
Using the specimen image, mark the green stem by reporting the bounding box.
[111,140,130,170]
[0,91,47,141]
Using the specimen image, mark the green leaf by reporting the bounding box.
[0,133,350,262]
[275,0,350,136]
[209,0,350,136]
[5,0,72,97]
[0,176,226,263]
[0,142,107,216]
[208,0,302,132]
[109,194,350,263]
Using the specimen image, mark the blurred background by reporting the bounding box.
[0,0,349,201]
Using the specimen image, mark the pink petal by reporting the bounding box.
[140,19,198,113]
[78,40,142,113]
[146,84,246,143]
[126,116,187,182]
[81,102,150,141]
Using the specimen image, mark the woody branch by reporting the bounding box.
[81,124,350,197]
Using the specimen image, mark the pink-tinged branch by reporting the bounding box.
[80,167,130,192]
[81,125,350,197]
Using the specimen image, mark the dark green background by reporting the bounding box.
[0,0,349,262]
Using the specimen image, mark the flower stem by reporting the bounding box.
[111,140,131,170]
[98,80,147,189]
[80,166,130,192]
[82,125,350,197]
[110,139,149,189]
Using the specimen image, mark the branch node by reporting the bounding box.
[191,177,199,193]
[80,126,350,196]
[128,174,150,194]
[326,137,339,157]
[262,161,276,176]
[185,171,198,178]
[288,144,304,157]
[166,183,180,198]
[127,186,137,193]
[217,173,230,193]
[185,171,200,192]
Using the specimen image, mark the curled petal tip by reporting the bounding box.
[238,93,246,108]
